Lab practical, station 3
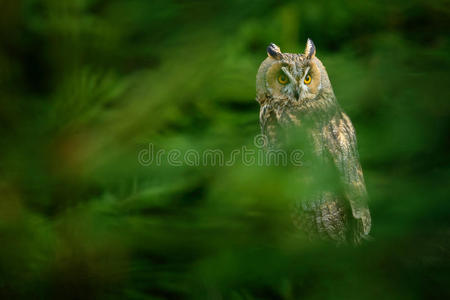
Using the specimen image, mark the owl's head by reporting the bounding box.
[256,39,334,108]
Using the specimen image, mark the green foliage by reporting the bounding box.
[0,0,449,298]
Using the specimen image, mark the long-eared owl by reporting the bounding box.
[256,39,371,244]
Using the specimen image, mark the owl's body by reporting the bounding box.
[256,40,371,244]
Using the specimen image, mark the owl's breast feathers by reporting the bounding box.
[258,98,371,243]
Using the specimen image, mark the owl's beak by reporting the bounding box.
[294,88,300,100]
[281,66,302,101]
[294,83,303,101]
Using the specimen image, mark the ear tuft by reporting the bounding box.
[304,38,316,59]
[267,43,282,59]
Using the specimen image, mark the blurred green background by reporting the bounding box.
[0,0,449,299]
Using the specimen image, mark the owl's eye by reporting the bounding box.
[304,74,312,84]
[278,74,289,85]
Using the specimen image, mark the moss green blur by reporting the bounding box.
[0,0,448,299]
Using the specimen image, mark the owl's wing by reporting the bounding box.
[259,104,281,148]
[324,112,371,240]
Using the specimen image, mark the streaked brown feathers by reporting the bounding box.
[256,40,371,244]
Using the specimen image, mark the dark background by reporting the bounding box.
[0,0,449,299]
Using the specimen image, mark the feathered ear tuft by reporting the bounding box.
[304,38,316,59]
[267,43,282,60]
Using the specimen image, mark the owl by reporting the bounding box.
[256,39,371,244]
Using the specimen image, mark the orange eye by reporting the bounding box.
[278,74,289,85]
[304,74,312,84]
